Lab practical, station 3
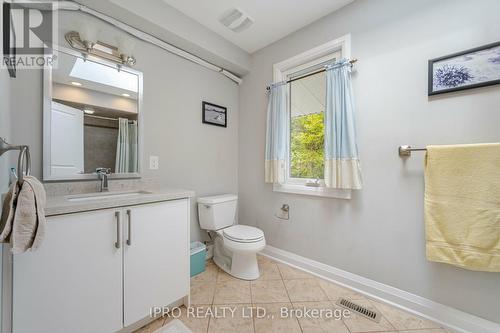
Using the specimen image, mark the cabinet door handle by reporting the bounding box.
[114,211,121,249]
[126,209,132,246]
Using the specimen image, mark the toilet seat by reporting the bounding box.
[222,225,264,243]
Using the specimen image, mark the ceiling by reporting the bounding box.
[161,0,354,53]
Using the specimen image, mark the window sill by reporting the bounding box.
[273,183,351,199]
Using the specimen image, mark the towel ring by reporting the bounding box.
[17,146,31,186]
[0,137,31,186]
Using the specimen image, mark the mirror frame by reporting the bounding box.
[43,46,144,181]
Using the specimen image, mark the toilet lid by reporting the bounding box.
[223,225,264,243]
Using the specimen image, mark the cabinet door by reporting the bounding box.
[124,200,189,326]
[13,209,123,333]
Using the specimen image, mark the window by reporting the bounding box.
[289,70,326,183]
[272,35,352,199]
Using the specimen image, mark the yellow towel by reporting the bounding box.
[425,143,500,272]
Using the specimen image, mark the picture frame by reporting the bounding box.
[2,2,16,78]
[202,101,227,127]
[428,41,500,95]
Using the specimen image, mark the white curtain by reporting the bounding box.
[265,82,288,184]
[324,60,362,189]
[115,118,138,173]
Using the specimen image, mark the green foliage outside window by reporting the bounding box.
[290,112,324,179]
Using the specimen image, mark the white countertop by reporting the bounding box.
[45,188,195,216]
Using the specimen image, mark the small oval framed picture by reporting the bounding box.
[428,41,500,95]
[202,101,227,127]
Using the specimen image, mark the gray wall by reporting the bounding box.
[0,51,13,332]
[8,10,239,242]
[239,0,500,322]
[0,67,11,193]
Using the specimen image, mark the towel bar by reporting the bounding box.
[0,137,31,186]
[398,145,427,157]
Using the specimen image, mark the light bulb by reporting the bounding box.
[116,36,135,57]
[79,25,99,44]
[76,22,100,52]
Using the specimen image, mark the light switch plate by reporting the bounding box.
[149,156,159,170]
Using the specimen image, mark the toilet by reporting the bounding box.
[197,194,265,280]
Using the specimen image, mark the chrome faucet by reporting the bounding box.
[96,168,112,192]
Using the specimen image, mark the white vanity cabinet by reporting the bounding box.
[11,199,189,333]
[123,200,189,326]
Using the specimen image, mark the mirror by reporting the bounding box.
[43,48,142,180]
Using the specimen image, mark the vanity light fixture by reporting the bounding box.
[71,81,82,86]
[83,109,95,115]
[65,31,137,67]
[121,93,130,97]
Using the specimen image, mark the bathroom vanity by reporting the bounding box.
[8,189,193,333]
[0,45,194,333]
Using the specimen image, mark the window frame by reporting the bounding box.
[272,34,352,199]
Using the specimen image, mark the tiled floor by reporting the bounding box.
[134,255,447,333]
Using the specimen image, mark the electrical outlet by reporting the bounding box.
[149,156,159,170]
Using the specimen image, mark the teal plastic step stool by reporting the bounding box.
[190,241,206,277]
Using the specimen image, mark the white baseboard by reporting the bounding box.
[261,245,500,333]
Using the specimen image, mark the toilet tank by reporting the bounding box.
[197,194,238,231]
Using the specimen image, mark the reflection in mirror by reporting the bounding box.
[46,50,141,180]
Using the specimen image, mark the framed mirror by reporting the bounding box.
[43,47,143,181]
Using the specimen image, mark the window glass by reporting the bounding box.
[289,70,325,179]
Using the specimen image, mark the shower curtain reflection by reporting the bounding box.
[115,118,138,173]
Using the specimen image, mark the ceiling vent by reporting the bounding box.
[219,8,254,33]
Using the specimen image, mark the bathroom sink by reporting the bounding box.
[66,191,153,202]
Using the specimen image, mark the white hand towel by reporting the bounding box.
[0,182,19,242]
[10,176,46,254]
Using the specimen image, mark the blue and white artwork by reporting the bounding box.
[429,43,500,95]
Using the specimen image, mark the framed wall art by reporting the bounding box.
[428,41,500,95]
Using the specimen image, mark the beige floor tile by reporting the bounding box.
[277,263,314,279]
[399,329,448,333]
[163,306,210,333]
[251,279,290,303]
[191,279,216,305]
[259,262,282,280]
[191,261,218,282]
[316,278,367,302]
[254,303,302,333]
[342,299,395,333]
[371,300,441,330]
[133,316,165,333]
[217,268,245,282]
[292,301,350,333]
[213,280,251,304]
[284,279,328,302]
[257,254,278,265]
[208,304,254,333]
[185,258,444,333]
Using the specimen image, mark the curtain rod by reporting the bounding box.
[266,58,358,91]
[84,114,135,122]
[24,1,243,85]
